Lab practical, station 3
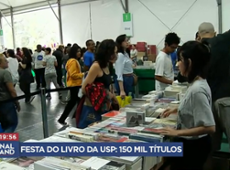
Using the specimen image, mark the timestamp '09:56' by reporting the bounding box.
[119,146,133,153]
[0,133,19,141]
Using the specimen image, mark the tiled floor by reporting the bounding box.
[15,83,76,142]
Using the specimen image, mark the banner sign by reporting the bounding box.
[0,133,183,157]
[123,13,133,37]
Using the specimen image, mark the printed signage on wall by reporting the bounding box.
[123,13,133,37]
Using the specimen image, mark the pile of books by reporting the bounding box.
[34,157,127,170]
[0,90,182,170]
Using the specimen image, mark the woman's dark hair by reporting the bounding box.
[29,49,33,55]
[22,47,32,62]
[69,46,81,59]
[95,39,117,68]
[45,47,52,54]
[116,34,126,54]
[96,41,100,46]
[73,43,80,49]
[7,49,15,58]
[16,47,20,52]
[177,41,211,83]
[64,46,68,54]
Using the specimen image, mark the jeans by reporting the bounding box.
[115,75,134,98]
[45,73,60,95]
[34,68,46,88]
[0,102,18,132]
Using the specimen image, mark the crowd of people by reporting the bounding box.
[0,21,229,169]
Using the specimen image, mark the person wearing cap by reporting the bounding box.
[198,22,230,153]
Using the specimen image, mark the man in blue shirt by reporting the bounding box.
[170,51,177,71]
[84,39,95,71]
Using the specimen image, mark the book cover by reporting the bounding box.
[96,134,128,143]
[10,157,43,168]
[141,127,163,134]
[99,161,126,170]
[102,111,120,118]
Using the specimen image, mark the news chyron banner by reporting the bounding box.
[0,133,183,157]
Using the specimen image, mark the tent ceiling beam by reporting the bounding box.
[125,0,129,13]
[120,0,128,13]
[1,0,99,16]
[0,2,10,8]
[0,10,12,28]
[46,0,59,21]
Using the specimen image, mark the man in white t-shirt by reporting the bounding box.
[155,33,180,91]
[32,44,46,89]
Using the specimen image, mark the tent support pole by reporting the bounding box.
[217,0,222,33]
[10,7,16,49]
[58,0,63,44]
[125,0,129,13]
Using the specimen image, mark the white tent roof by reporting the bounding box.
[0,0,95,15]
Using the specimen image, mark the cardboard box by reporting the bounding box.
[136,42,146,52]
[148,54,157,62]
[148,45,157,55]
[137,52,145,58]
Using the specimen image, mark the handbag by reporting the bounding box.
[85,82,108,112]
[133,73,138,86]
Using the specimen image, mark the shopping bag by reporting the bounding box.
[77,96,109,129]
[77,104,102,129]
[116,96,132,108]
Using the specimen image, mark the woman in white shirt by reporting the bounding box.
[43,47,61,100]
[130,45,138,63]
[159,41,215,170]
[114,34,134,98]
[6,49,19,86]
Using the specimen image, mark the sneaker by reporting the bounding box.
[58,93,62,99]
[58,120,68,126]
[61,100,68,105]
[46,96,51,100]
[26,96,35,104]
